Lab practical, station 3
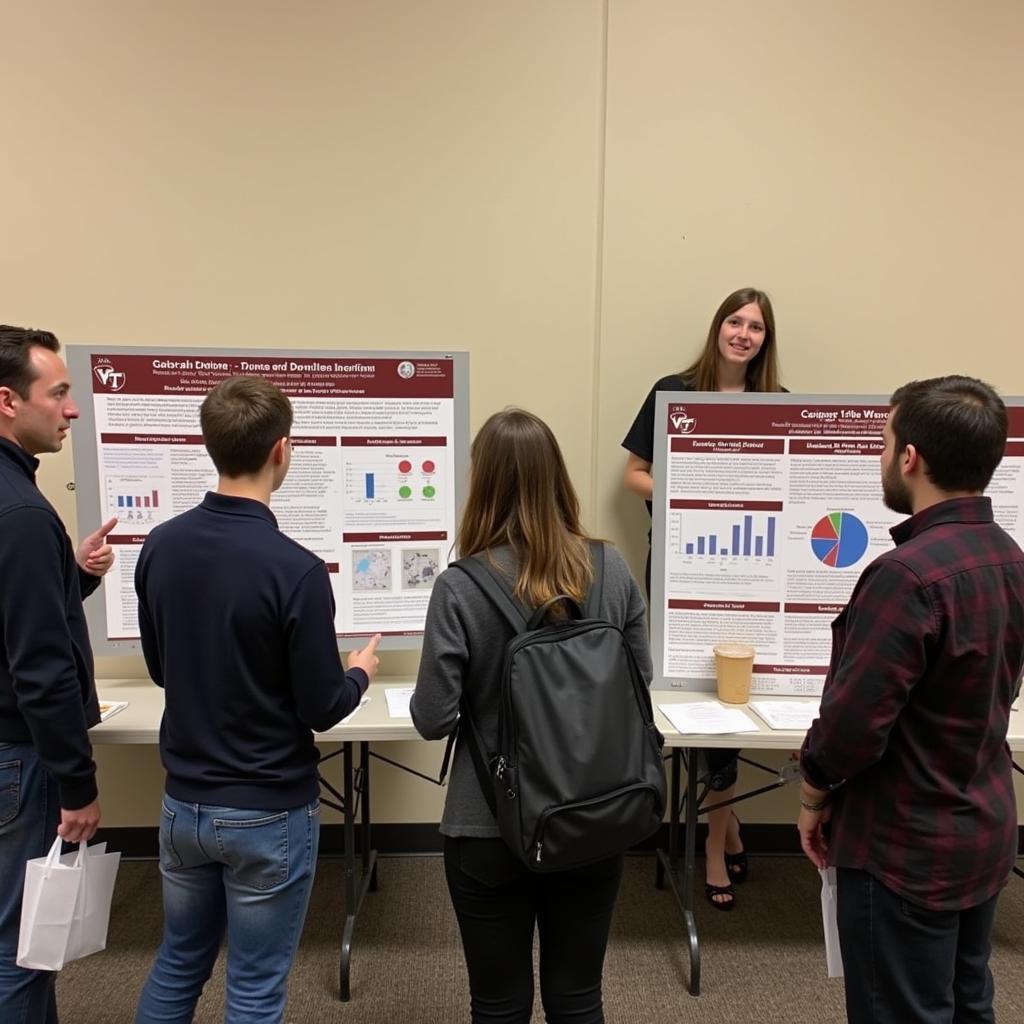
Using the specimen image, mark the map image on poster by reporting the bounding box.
[402,549,441,590]
[352,549,392,591]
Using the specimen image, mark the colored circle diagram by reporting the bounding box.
[811,512,869,568]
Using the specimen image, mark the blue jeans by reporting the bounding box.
[0,742,61,1024]
[134,795,320,1024]
[837,867,999,1024]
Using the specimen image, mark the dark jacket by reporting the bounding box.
[0,437,99,809]
[135,492,367,810]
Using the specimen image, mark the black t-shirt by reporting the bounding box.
[622,374,695,516]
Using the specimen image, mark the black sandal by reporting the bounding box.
[705,882,736,911]
[725,850,749,884]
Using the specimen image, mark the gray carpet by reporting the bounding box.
[57,855,1024,1022]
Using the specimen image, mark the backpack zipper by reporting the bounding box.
[493,755,516,799]
[531,781,660,865]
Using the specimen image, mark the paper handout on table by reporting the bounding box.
[98,701,128,722]
[749,701,819,731]
[819,866,844,977]
[657,701,759,735]
[341,696,371,724]
[385,687,415,719]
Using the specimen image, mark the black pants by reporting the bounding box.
[837,868,999,1024]
[443,836,624,1024]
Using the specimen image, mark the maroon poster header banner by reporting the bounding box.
[789,439,884,456]
[341,437,447,447]
[671,437,786,455]
[664,400,1024,442]
[343,531,448,543]
[292,436,338,447]
[669,499,783,512]
[101,433,204,445]
[666,402,890,438]
[667,599,780,612]
[90,354,454,399]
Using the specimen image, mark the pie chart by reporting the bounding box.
[811,512,869,568]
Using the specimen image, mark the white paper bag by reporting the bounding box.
[819,866,844,978]
[17,838,121,971]
[66,841,120,961]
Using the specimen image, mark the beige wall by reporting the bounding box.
[4,1,1023,828]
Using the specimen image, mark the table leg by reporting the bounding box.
[340,741,357,1000]
[360,741,378,892]
[654,748,701,995]
[683,746,700,994]
[655,752,679,891]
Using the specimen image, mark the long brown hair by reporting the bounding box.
[680,287,782,392]
[457,408,593,607]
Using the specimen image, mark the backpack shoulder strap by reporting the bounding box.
[449,555,530,632]
[443,555,520,819]
[439,711,498,818]
[584,540,605,619]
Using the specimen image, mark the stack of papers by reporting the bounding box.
[657,702,759,735]
[98,701,128,722]
[748,701,819,731]
[384,687,415,719]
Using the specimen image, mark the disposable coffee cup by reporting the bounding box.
[713,643,755,704]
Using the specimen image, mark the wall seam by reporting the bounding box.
[588,0,610,530]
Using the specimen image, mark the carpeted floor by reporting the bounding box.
[57,855,1024,1022]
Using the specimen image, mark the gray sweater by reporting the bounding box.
[410,543,652,837]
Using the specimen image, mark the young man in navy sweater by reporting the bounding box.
[133,375,380,1023]
[0,326,117,1024]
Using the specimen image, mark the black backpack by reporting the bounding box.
[445,543,666,872]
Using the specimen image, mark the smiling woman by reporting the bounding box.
[620,287,786,911]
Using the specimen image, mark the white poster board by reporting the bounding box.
[68,347,469,653]
[650,393,1024,694]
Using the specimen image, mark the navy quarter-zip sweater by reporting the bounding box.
[0,437,100,809]
[135,492,367,809]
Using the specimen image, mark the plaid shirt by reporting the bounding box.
[801,497,1024,911]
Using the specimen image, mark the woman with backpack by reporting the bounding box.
[621,286,786,911]
[412,407,654,1024]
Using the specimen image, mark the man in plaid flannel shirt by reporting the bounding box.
[799,375,1024,1024]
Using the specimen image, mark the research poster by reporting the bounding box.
[68,348,468,651]
[650,394,1024,694]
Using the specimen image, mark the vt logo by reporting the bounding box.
[670,410,696,433]
[93,362,126,391]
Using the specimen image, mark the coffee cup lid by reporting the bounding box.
[713,642,755,659]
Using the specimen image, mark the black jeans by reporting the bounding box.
[837,867,999,1024]
[443,836,624,1024]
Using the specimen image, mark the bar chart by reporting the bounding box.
[679,513,777,559]
[105,476,164,524]
[114,489,160,511]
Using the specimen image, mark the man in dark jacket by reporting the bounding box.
[0,325,117,1024]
